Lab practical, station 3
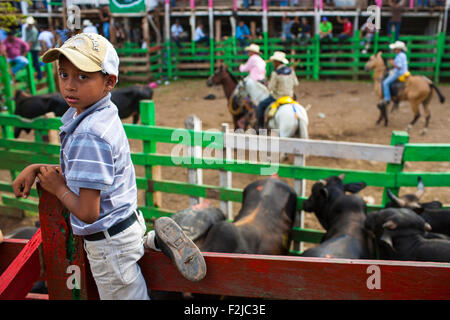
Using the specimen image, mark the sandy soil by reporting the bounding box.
[2,79,450,238]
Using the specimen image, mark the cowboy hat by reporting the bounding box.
[25,16,35,25]
[269,51,289,64]
[244,43,261,54]
[389,41,407,51]
[83,19,93,27]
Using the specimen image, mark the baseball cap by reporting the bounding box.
[42,33,119,82]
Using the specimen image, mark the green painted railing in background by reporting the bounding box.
[134,32,449,83]
[0,101,450,255]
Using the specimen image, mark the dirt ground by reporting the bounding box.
[1,79,450,239]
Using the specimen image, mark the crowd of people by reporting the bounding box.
[0,4,118,83]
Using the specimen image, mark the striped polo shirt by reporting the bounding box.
[59,93,137,236]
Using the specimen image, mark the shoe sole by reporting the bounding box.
[155,217,207,282]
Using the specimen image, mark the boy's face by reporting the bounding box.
[58,55,116,113]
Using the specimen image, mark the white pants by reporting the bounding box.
[83,211,151,300]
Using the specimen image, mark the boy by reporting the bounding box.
[12,33,206,300]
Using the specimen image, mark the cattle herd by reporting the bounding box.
[169,174,450,264]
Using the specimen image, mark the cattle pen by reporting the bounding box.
[0,99,449,300]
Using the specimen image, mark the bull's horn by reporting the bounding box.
[338,173,346,181]
[415,177,424,200]
[387,189,406,207]
[424,223,432,232]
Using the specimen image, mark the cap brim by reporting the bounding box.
[42,48,102,73]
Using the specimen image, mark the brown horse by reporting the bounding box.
[365,51,445,134]
[206,64,256,130]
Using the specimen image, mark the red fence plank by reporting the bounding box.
[0,230,42,300]
[140,251,450,300]
[36,190,450,300]
[38,186,99,300]
[0,239,28,274]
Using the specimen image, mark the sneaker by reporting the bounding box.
[154,217,207,282]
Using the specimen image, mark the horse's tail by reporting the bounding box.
[429,82,446,104]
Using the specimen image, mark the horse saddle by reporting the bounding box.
[267,96,299,119]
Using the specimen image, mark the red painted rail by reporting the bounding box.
[0,231,41,299]
[0,187,449,300]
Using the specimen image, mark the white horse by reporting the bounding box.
[242,77,309,139]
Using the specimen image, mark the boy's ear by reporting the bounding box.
[104,74,117,92]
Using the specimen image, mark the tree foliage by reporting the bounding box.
[0,0,30,31]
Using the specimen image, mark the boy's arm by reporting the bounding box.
[37,166,100,224]
[57,187,100,224]
[12,164,60,198]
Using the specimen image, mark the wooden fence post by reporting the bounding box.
[220,123,233,220]
[140,100,162,212]
[38,185,99,300]
[381,131,409,206]
[434,32,445,83]
[26,52,36,95]
[45,62,56,93]
[185,115,203,206]
[313,34,320,81]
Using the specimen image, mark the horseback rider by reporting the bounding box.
[256,51,299,129]
[378,40,409,110]
[239,43,267,85]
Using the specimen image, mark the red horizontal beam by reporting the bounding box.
[140,251,450,300]
[0,230,42,300]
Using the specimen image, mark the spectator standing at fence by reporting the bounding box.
[256,51,298,129]
[387,0,405,41]
[236,20,251,48]
[336,16,353,43]
[171,19,185,48]
[194,23,208,45]
[12,33,206,300]
[319,17,333,42]
[98,5,111,39]
[38,25,55,52]
[239,43,266,83]
[82,20,99,34]
[291,17,311,45]
[281,13,294,46]
[25,16,43,80]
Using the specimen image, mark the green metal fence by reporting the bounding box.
[125,32,449,83]
[0,100,449,255]
[0,54,56,115]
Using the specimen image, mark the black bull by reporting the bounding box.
[13,84,153,138]
[199,178,297,255]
